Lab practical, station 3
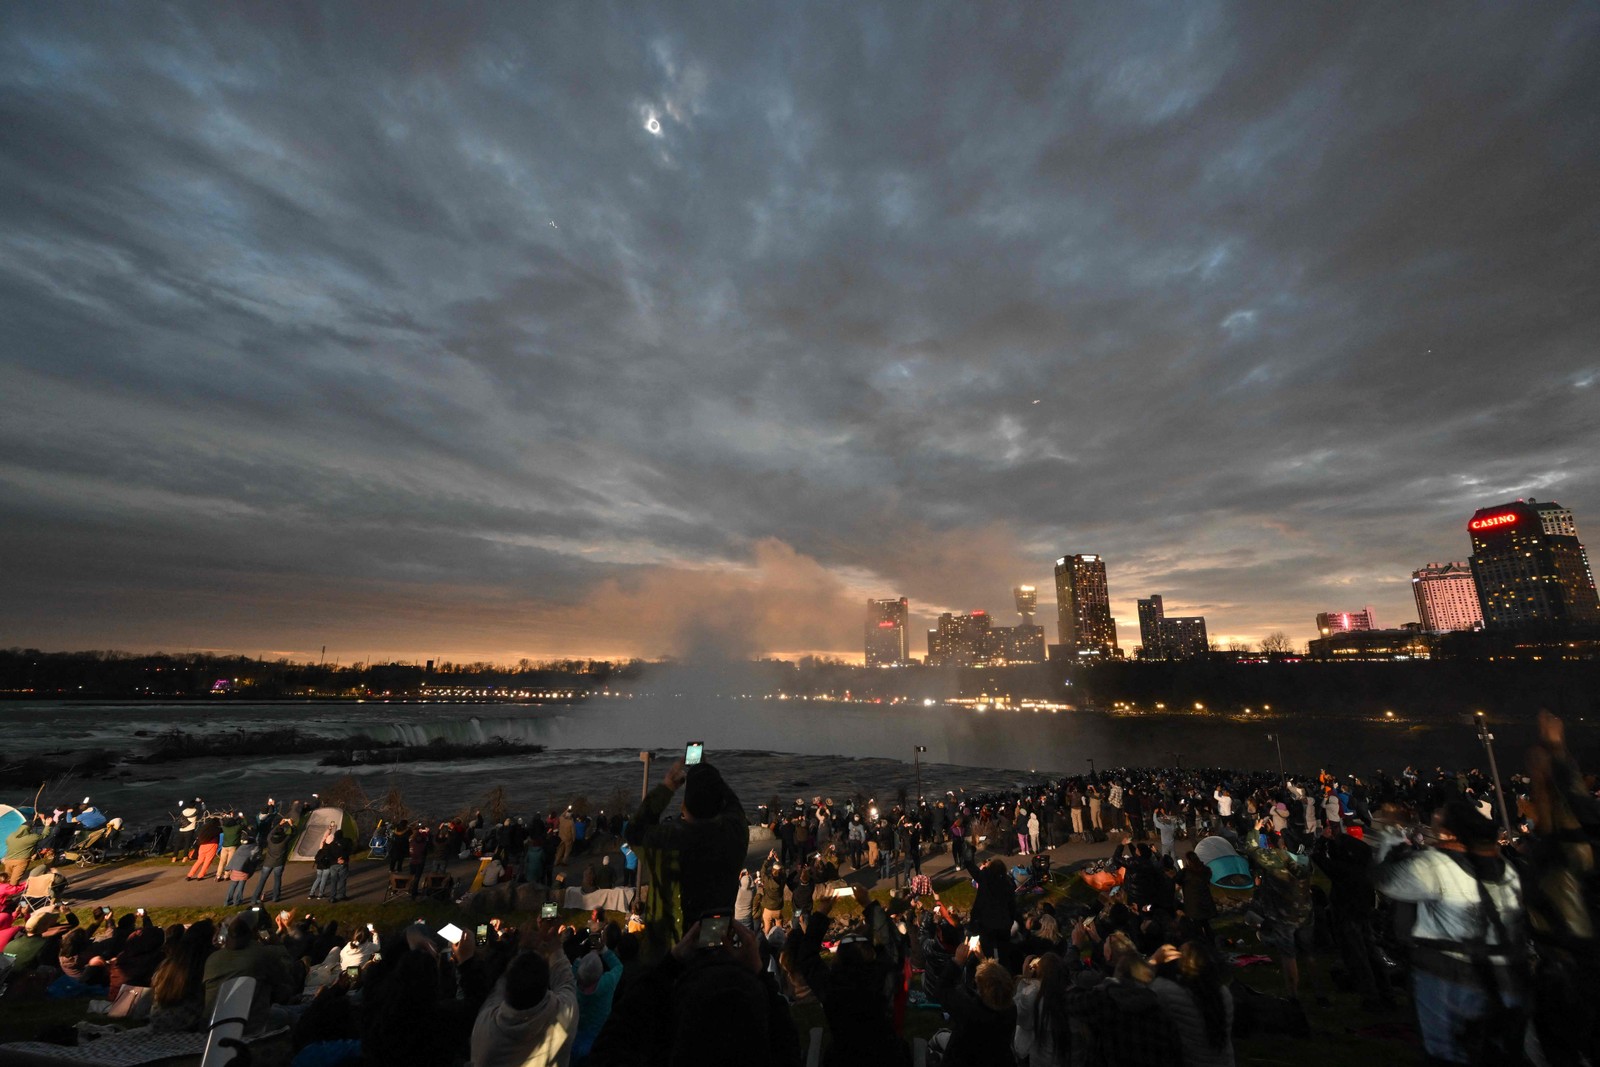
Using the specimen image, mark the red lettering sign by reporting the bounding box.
[1469,513,1519,531]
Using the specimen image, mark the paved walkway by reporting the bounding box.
[53,832,1119,912]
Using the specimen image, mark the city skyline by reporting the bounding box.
[2,6,1598,664]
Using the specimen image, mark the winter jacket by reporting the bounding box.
[962,858,1016,935]
[943,981,1017,1067]
[5,824,41,861]
[1180,865,1216,922]
[791,904,910,1067]
[259,824,293,868]
[1370,828,1526,984]
[733,872,756,923]
[1151,977,1234,1067]
[468,951,578,1067]
[760,868,788,912]
[625,769,748,944]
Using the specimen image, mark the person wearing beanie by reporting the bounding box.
[624,757,748,954]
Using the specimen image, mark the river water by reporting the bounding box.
[5,697,1589,828]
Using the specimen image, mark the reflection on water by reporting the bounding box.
[3,698,1590,827]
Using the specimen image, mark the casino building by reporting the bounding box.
[1467,500,1600,629]
[864,597,910,666]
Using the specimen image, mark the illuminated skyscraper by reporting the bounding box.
[1411,562,1482,632]
[1053,555,1118,656]
[1013,585,1037,625]
[927,611,992,667]
[1468,501,1600,629]
[1316,608,1376,636]
[1137,594,1208,659]
[1137,595,1166,657]
[864,597,909,666]
[1530,497,1594,591]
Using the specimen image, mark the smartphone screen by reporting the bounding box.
[476,924,488,940]
[437,923,465,945]
[698,914,730,947]
[833,885,856,897]
[685,741,704,766]
[541,902,559,919]
[967,935,981,950]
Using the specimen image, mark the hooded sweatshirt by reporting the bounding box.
[469,953,579,1067]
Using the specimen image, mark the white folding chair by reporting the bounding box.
[202,975,257,1067]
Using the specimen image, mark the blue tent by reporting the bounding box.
[0,805,36,843]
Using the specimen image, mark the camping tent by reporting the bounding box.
[290,807,360,862]
[0,804,33,843]
[1194,834,1253,888]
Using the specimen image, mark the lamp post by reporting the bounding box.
[1474,712,1515,840]
[639,750,651,801]
[1087,757,1095,776]
[1267,733,1285,783]
[914,746,927,809]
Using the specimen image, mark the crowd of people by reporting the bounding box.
[0,710,1596,1066]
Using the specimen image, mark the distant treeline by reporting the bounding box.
[0,648,642,699]
[4,640,1600,722]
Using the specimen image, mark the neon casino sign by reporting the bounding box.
[1469,512,1519,531]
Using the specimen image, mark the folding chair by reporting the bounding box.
[20,873,57,910]
[383,873,414,903]
[203,975,256,1067]
[420,872,452,902]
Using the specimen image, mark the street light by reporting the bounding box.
[914,745,927,808]
[1474,712,1514,839]
[1266,733,1285,782]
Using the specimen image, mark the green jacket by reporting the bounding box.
[1246,843,1313,925]
[6,824,41,861]
[626,775,748,950]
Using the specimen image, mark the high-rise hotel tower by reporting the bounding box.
[1467,500,1599,628]
[1412,562,1482,632]
[864,597,910,665]
[1054,554,1118,656]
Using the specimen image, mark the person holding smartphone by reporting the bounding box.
[467,918,577,1067]
[623,744,749,954]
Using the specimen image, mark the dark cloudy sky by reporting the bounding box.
[3,4,1598,663]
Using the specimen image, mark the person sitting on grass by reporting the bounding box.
[940,949,1016,1067]
[203,914,300,1033]
[585,916,802,1066]
[469,927,579,1067]
[149,919,216,1033]
[789,889,911,1067]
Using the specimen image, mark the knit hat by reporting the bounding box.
[577,952,604,993]
[683,763,725,820]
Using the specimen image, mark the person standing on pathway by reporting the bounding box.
[251,818,294,904]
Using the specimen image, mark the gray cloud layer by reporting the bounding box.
[2,3,1598,660]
